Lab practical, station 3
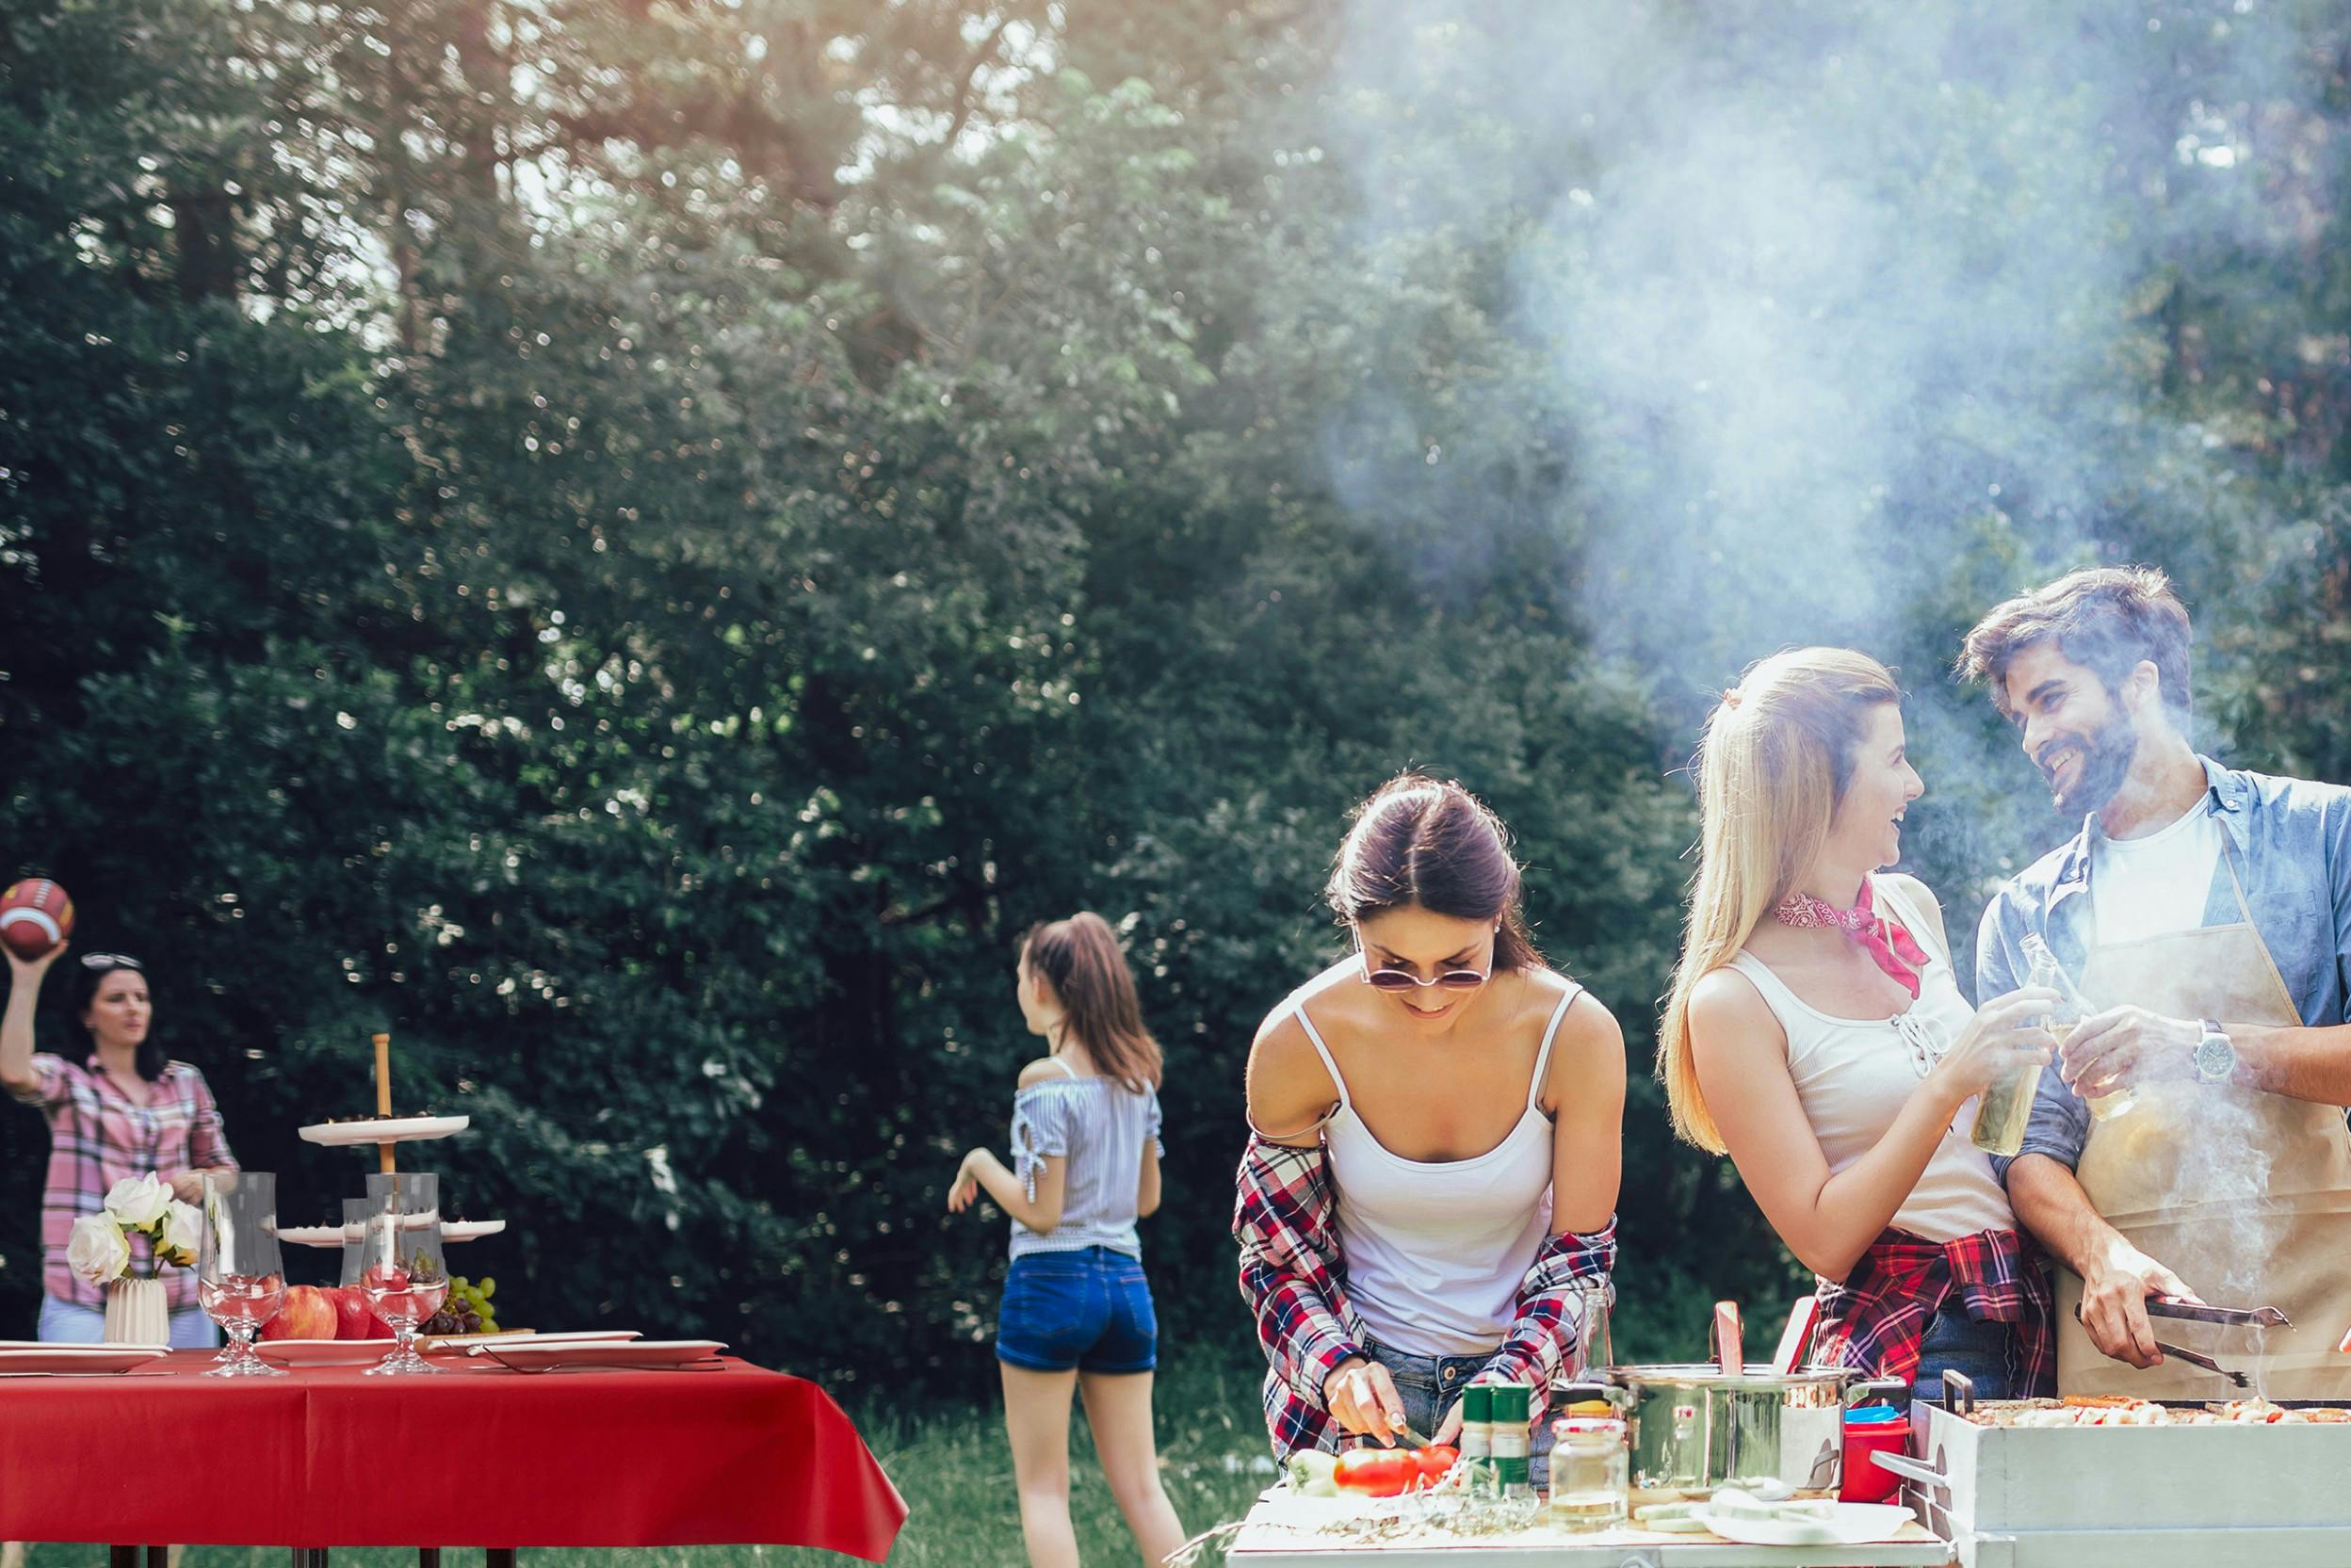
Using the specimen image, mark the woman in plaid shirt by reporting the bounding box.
[3,944,239,1346]
[1235,775,1623,1483]
[1659,650,2057,1397]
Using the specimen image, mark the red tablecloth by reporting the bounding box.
[0,1351,906,1560]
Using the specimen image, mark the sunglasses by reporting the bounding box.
[79,953,144,971]
[1359,952,1490,994]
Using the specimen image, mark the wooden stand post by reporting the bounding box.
[373,1031,395,1175]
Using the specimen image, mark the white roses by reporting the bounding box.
[67,1173,203,1285]
[104,1172,172,1230]
[158,1199,202,1268]
[66,1214,131,1285]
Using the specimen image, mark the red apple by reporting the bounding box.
[365,1310,397,1339]
[329,1286,373,1341]
[264,1284,336,1341]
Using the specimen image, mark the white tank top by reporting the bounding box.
[1725,876,2013,1245]
[1298,982,1580,1357]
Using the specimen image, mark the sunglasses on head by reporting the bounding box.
[1358,952,1491,993]
[79,953,144,972]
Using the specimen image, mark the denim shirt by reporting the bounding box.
[1974,756,2351,1178]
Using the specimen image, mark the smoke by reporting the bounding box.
[1314,2,2311,662]
[1311,0,2325,886]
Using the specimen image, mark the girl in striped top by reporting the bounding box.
[948,913,1183,1568]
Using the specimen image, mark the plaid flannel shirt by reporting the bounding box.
[8,1053,238,1309]
[1813,1226,2055,1397]
[1233,1131,1617,1457]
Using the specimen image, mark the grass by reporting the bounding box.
[21,1355,1280,1568]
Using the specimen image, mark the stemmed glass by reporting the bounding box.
[338,1197,372,1287]
[357,1173,448,1375]
[198,1172,287,1377]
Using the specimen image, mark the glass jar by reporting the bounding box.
[1548,1416,1628,1533]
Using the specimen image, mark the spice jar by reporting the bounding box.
[1487,1383,1532,1496]
[1548,1416,1628,1532]
[1457,1383,1494,1478]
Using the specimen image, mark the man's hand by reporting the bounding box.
[2079,1241,2201,1368]
[1322,1358,1408,1444]
[2062,1007,2201,1096]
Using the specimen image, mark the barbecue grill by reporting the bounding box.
[1881,1371,2351,1567]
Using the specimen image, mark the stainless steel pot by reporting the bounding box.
[1561,1366,1906,1500]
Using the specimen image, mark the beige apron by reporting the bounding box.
[2053,843,2351,1398]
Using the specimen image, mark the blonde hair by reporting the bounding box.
[1660,648,1905,1152]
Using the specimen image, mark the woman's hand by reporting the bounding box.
[945,1151,983,1215]
[1321,1357,1409,1444]
[3,941,65,991]
[165,1170,207,1204]
[1928,986,2061,1103]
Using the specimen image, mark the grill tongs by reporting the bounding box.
[2146,1296,2293,1331]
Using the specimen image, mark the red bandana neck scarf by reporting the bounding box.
[1773,877,1929,998]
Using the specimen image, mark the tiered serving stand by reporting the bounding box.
[281,1032,502,1251]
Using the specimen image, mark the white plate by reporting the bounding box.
[1692,1503,1915,1546]
[253,1338,387,1366]
[468,1338,725,1369]
[278,1217,499,1248]
[278,1225,349,1249]
[298,1115,469,1147]
[426,1329,641,1348]
[0,1344,171,1373]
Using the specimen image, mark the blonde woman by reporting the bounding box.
[1660,649,2059,1397]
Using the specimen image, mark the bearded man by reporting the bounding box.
[1962,566,2351,1398]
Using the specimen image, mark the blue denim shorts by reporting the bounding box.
[997,1246,1158,1374]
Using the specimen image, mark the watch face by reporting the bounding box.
[2195,1032,2234,1082]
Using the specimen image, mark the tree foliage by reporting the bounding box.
[6,0,2351,1394]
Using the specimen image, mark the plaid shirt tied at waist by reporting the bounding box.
[1233,1131,1617,1457]
[1813,1226,2055,1397]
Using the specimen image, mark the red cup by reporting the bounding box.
[1840,1419,1909,1504]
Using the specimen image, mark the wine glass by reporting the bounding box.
[199,1172,287,1377]
[338,1196,378,1287]
[357,1174,448,1375]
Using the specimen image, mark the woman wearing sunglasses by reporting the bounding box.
[1659,649,2059,1397]
[1235,774,1624,1483]
[2,942,239,1345]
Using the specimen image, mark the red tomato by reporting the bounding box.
[1334,1447,1419,1495]
[1416,1446,1458,1485]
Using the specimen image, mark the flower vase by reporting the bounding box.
[104,1277,170,1346]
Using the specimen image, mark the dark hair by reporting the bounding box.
[1957,566,2192,721]
[1022,913,1163,1093]
[1325,774,1542,970]
[69,955,165,1081]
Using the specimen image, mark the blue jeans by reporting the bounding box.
[996,1246,1157,1374]
[1914,1309,2013,1402]
[1362,1340,1560,1489]
[39,1293,219,1349]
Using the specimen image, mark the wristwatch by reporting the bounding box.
[2193,1018,2238,1086]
